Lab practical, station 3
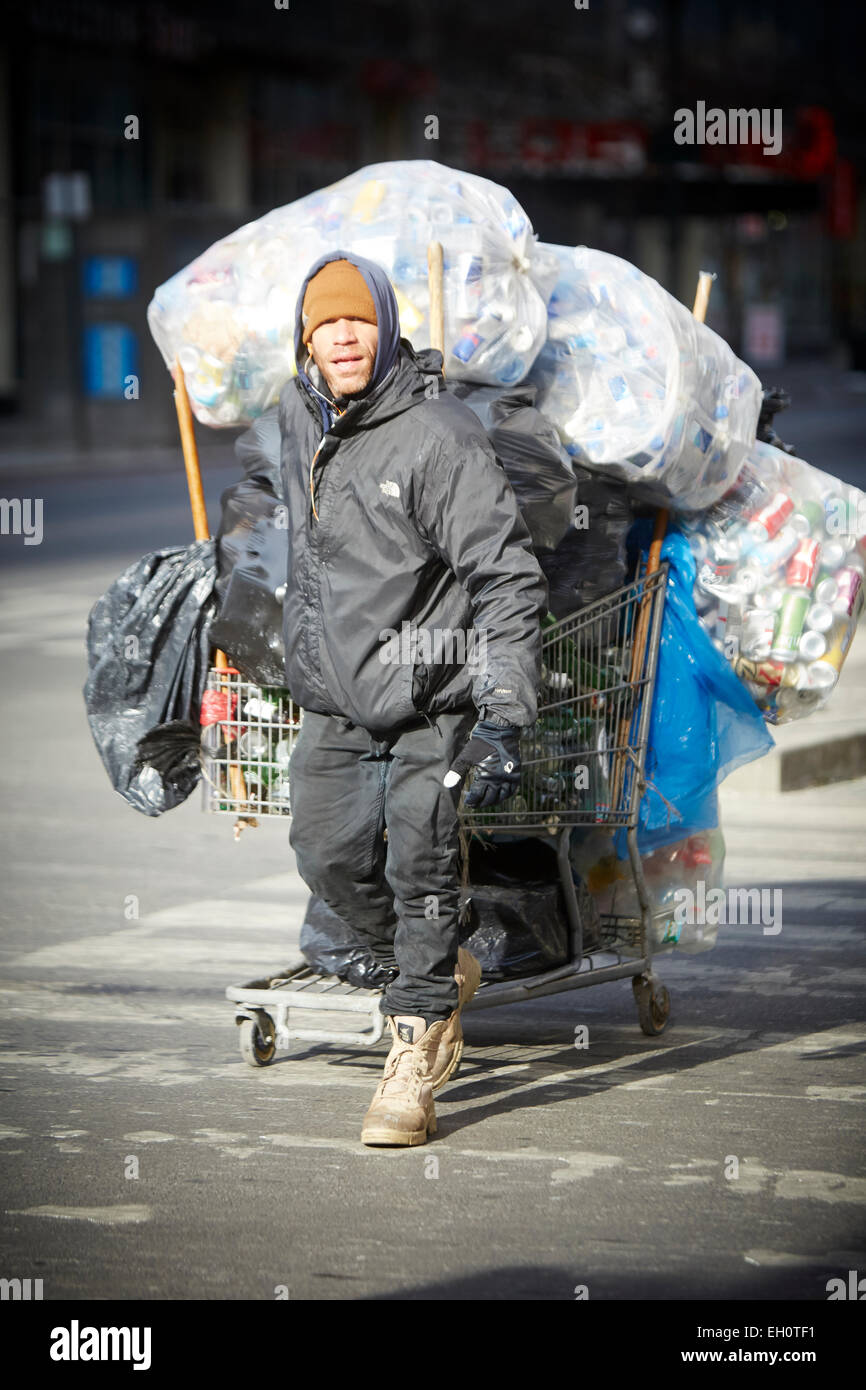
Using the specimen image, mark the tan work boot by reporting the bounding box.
[361,1016,448,1147]
[430,947,482,1092]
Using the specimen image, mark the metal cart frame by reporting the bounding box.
[214,563,672,1066]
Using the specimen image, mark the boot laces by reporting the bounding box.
[379,1037,430,1098]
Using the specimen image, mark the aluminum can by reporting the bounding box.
[750,526,798,573]
[736,567,762,597]
[775,685,823,719]
[785,538,821,590]
[747,492,794,542]
[789,512,812,538]
[794,500,825,533]
[755,584,784,611]
[731,655,798,690]
[808,587,865,686]
[798,630,826,661]
[832,567,863,617]
[769,591,811,662]
[814,576,838,604]
[805,602,834,633]
[741,608,777,660]
[819,539,847,571]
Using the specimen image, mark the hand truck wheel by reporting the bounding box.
[238,1011,276,1066]
[632,975,671,1036]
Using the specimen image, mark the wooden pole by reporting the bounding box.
[172,359,250,814]
[427,241,445,358]
[173,361,211,545]
[610,271,717,813]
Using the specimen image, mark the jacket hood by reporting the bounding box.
[294,248,402,407]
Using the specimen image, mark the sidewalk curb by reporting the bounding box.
[726,731,866,794]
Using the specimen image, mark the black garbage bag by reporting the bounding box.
[209,407,288,687]
[537,465,637,618]
[234,405,283,498]
[210,475,288,687]
[458,836,572,981]
[300,895,399,990]
[299,836,574,990]
[757,386,797,455]
[83,538,218,816]
[453,382,577,551]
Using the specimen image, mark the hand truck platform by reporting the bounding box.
[218,564,674,1067]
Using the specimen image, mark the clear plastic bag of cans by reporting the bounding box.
[526,244,762,511]
[147,160,560,426]
[682,441,866,724]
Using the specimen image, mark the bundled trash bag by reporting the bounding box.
[458,836,572,980]
[756,386,797,456]
[570,824,726,954]
[681,441,866,724]
[300,896,399,991]
[84,539,218,815]
[211,477,288,688]
[538,465,637,617]
[453,382,576,550]
[622,523,773,853]
[233,405,283,497]
[528,244,762,511]
[147,160,559,425]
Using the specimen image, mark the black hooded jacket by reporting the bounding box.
[278,249,548,737]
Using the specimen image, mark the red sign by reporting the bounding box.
[825,158,857,240]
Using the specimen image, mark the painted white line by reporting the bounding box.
[7,1205,151,1224]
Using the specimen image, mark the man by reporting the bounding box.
[279,250,547,1146]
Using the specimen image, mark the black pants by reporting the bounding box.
[288,708,477,1020]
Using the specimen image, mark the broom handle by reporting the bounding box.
[428,242,444,356]
[610,271,717,816]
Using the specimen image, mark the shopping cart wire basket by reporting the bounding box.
[215,564,674,1054]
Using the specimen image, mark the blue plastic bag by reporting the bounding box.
[617,521,773,854]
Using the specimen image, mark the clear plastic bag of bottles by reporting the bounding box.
[527,244,762,511]
[680,441,866,724]
[147,161,559,426]
[570,824,727,954]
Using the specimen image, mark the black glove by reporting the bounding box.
[444,717,522,809]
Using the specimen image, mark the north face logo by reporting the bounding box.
[379,480,400,499]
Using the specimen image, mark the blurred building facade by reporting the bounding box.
[1,0,864,451]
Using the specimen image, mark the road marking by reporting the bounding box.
[7,1204,151,1224]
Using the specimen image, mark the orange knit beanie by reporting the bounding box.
[301,260,378,346]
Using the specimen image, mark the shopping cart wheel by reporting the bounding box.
[632,975,671,1036]
[238,1012,276,1067]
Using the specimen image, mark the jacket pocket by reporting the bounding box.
[411,660,431,710]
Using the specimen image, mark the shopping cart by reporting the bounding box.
[187,258,718,1069]
[215,560,673,1066]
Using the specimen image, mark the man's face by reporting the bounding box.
[308,317,379,399]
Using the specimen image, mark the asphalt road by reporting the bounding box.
[1,482,864,1303]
